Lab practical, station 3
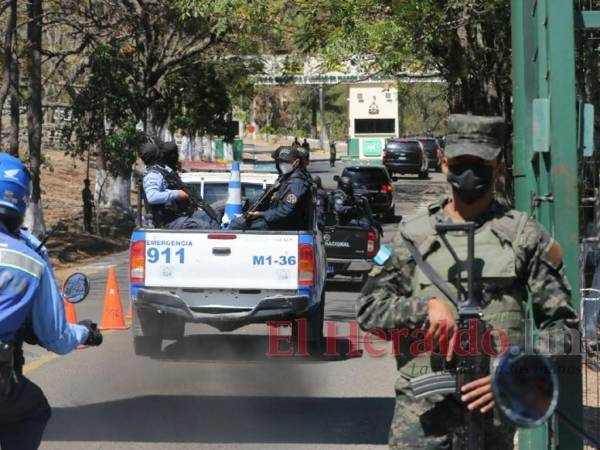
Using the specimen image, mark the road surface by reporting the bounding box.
[25,159,448,450]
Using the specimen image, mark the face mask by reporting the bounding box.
[278,162,294,175]
[446,163,494,204]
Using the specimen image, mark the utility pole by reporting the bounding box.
[319,84,328,150]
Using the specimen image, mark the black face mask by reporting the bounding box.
[446,163,494,204]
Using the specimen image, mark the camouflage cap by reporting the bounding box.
[445,114,506,160]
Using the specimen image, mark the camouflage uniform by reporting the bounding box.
[356,115,579,449]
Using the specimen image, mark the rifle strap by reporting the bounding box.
[401,233,458,306]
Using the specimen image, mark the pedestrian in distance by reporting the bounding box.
[82,178,94,234]
[302,138,310,154]
[292,137,300,148]
[329,140,336,167]
[0,152,102,450]
[356,114,579,449]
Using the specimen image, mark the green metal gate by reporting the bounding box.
[512,1,600,449]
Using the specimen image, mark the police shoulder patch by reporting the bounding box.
[285,193,297,204]
[542,239,563,270]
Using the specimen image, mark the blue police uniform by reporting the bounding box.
[249,169,312,231]
[0,223,89,449]
[332,190,370,227]
[143,166,217,229]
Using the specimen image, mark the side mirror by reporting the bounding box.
[333,175,340,182]
[491,348,558,428]
[62,273,90,304]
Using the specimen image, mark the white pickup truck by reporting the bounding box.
[130,170,326,356]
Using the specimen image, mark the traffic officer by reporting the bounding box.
[235,147,312,230]
[356,115,579,449]
[0,153,102,450]
[141,143,219,229]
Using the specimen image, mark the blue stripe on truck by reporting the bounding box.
[298,233,313,245]
[131,230,146,243]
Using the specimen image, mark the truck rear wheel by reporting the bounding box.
[132,306,162,357]
[307,293,325,355]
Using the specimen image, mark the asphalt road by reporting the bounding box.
[25,159,448,450]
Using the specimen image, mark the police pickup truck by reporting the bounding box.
[130,170,326,356]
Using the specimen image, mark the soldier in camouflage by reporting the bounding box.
[356,114,579,449]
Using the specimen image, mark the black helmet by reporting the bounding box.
[313,175,322,189]
[297,146,309,162]
[276,146,301,163]
[141,143,161,166]
[338,176,353,194]
[160,141,179,170]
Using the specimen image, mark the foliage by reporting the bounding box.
[62,44,145,177]
[398,82,449,136]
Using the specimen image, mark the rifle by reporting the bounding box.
[239,172,291,227]
[403,222,489,450]
[353,194,383,236]
[157,167,221,224]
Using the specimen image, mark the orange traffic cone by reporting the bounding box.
[63,300,88,349]
[64,300,78,324]
[99,267,129,330]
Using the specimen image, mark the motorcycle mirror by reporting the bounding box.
[62,272,90,304]
[492,348,558,428]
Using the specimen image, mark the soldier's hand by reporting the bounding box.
[426,298,457,361]
[461,375,495,413]
[247,211,262,219]
[178,190,189,201]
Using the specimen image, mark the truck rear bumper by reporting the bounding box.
[135,288,311,326]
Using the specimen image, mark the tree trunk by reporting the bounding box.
[106,175,131,211]
[24,0,45,236]
[0,0,18,150]
[8,40,19,157]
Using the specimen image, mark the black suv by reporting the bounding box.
[417,137,443,172]
[338,165,395,220]
[383,139,429,179]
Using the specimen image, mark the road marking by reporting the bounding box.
[23,353,60,374]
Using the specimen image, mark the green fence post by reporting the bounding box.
[214,139,224,161]
[547,2,583,447]
[347,138,359,159]
[233,139,243,161]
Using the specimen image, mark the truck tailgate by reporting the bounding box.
[323,225,370,260]
[143,232,299,290]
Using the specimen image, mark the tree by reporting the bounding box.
[23,0,45,236]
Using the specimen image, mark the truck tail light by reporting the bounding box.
[382,150,387,159]
[298,243,314,286]
[130,240,145,283]
[418,150,424,161]
[380,183,393,193]
[367,231,377,258]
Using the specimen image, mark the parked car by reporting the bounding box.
[340,165,395,220]
[383,139,429,179]
[417,137,444,172]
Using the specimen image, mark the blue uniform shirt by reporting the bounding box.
[0,225,88,354]
[261,170,312,228]
[143,166,180,205]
